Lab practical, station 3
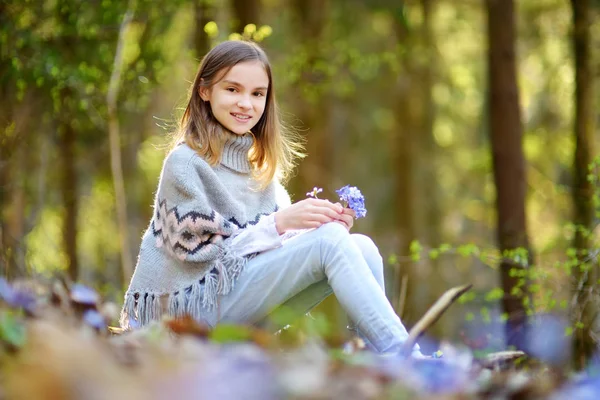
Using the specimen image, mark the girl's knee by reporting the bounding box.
[351,234,383,265]
[315,221,351,241]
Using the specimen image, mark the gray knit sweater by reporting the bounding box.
[120,133,290,328]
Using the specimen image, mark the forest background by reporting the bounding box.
[1,0,599,369]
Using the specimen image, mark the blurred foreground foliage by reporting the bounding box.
[1,278,600,400]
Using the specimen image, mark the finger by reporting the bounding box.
[314,206,342,219]
[309,213,336,224]
[337,214,354,229]
[314,199,344,213]
[342,208,356,218]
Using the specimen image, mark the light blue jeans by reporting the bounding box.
[205,222,420,355]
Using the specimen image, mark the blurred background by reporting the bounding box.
[1,0,599,367]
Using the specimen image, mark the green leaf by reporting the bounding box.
[428,249,440,260]
[0,310,26,348]
[303,312,331,337]
[565,326,573,336]
[438,243,452,253]
[457,243,478,257]
[484,287,504,302]
[210,324,251,343]
[388,253,398,264]
[409,240,422,262]
[560,299,568,309]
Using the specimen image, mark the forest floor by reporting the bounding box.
[1,279,599,399]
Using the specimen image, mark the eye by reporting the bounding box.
[227,87,237,92]
[253,92,265,97]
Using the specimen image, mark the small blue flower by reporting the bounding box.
[70,284,100,306]
[0,277,37,313]
[336,185,367,218]
[83,309,106,330]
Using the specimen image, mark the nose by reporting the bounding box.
[237,97,251,109]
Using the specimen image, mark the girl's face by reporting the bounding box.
[200,61,269,135]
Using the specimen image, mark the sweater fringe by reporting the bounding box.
[119,248,248,330]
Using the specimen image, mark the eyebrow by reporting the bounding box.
[222,80,268,91]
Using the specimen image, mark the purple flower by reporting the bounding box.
[0,277,37,314]
[83,309,106,330]
[336,185,367,218]
[70,283,100,306]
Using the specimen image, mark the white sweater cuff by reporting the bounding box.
[228,213,283,256]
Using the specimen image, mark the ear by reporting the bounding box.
[198,79,211,101]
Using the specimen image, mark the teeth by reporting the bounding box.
[232,114,250,119]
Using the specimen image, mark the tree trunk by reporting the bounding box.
[288,0,341,329]
[417,0,444,337]
[195,0,214,57]
[6,138,26,276]
[289,0,332,197]
[392,5,421,324]
[0,2,14,277]
[231,0,260,33]
[58,90,79,282]
[486,0,532,349]
[570,0,596,370]
[0,109,14,279]
[107,1,136,287]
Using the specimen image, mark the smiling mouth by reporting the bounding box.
[231,113,251,121]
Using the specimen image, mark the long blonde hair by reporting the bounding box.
[172,40,304,188]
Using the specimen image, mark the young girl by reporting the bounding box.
[121,40,421,356]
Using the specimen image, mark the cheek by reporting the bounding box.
[255,98,267,114]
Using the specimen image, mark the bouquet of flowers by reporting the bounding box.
[306,185,367,219]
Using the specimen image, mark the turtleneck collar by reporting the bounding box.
[220,133,254,173]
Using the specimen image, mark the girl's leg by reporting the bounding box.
[346,234,386,348]
[208,222,417,354]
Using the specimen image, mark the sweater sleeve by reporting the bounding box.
[227,179,292,256]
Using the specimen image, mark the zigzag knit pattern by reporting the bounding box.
[151,198,278,262]
[152,199,233,261]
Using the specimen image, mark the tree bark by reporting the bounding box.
[570,0,596,370]
[0,2,14,277]
[231,0,260,33]
[195,0,214,57]
[289,0,332,196]
[107,1,136,287]
[392,4,421,324]
[417,0,444,337]
[486,0,532,349]
[58,90,79,282]
[288,0,341,328]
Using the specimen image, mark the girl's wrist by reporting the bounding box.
[274,211,286,235]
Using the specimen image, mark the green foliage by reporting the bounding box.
[0,310,26,349]
[25,208,69,276]
[409,240,422,261]
[210,324,252,343]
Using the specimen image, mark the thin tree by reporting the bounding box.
[57,1,79,281]
[486,0,533,349]
[391,3,424,324]
[195,0,215,57]
[107,0,137,285]
[570,0,597,370]
[231,0,260,33]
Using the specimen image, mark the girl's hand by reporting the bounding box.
[334,204,356,231]
[274,198,344,234]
